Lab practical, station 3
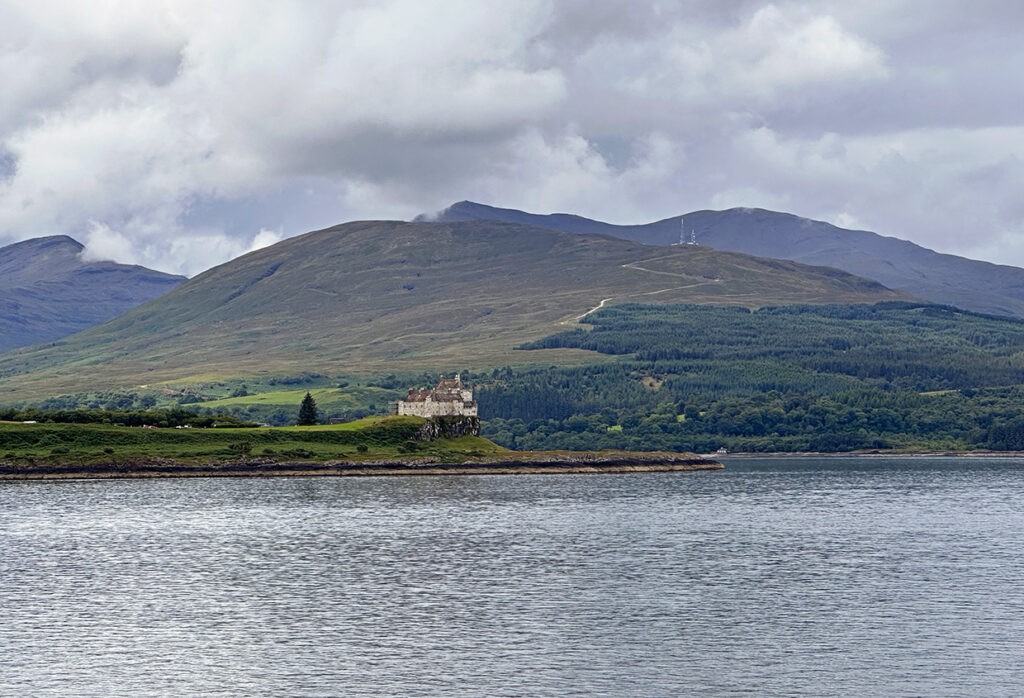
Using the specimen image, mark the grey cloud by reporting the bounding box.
[0,0,1022,273]
[0,148,15,183]
[72,51,183,88]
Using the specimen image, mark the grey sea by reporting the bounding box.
[2,457,1023,696]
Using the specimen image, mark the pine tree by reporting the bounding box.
[297,392,319,426]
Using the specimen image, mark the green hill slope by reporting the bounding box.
[0,220,906,401]
[477,302,1024,453]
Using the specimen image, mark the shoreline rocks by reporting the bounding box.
[0,451,722,481]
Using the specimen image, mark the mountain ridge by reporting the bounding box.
[0,235,187,353]
[422,201,1024,318]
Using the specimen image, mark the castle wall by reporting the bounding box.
[396,399,478,418]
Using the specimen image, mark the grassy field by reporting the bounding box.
[196,388,342,408]
[196,386,395,410]
[188,386,404,426]
[0,416,506,466]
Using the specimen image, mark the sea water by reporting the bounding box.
[2,457,1023,696]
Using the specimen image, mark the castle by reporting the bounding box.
[393,374,478,418]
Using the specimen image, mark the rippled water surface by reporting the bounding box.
[3,457,1024,696]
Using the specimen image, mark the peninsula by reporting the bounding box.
[0,415,721,481]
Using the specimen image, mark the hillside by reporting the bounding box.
[422,201,1024,318]
[477,302,1024,453]
[0,220,905,401]
[0,236,186,352]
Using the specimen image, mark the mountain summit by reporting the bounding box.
[423,202,1024,318]
[0,235,186,353]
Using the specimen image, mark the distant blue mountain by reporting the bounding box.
[420,201,1024,318]
[0,235,185,353]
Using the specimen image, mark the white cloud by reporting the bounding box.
[248,228,283,253]
[80,221,137,264]
[562,2,887,126]
[165,233,255,277]
[735,5,888,92]
[830,211,862,230]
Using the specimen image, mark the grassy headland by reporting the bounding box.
[0,416,485,466]
[0,416,719,480]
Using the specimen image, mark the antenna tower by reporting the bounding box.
[681,218,697,245]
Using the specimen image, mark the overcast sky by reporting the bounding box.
[2,1,1023,275]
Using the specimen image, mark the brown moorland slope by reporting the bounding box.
[0,220,908,401]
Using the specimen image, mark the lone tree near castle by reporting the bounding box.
[297,392,319,426]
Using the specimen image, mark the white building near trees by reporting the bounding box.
[394,374,478,418]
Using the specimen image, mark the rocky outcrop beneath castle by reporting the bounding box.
[415,415,481,440]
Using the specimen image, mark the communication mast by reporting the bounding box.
[680,218,697,245]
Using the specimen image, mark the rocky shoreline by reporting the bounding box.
[0,451,723,481]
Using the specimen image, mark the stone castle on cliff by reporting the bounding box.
[393,374,478,418]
